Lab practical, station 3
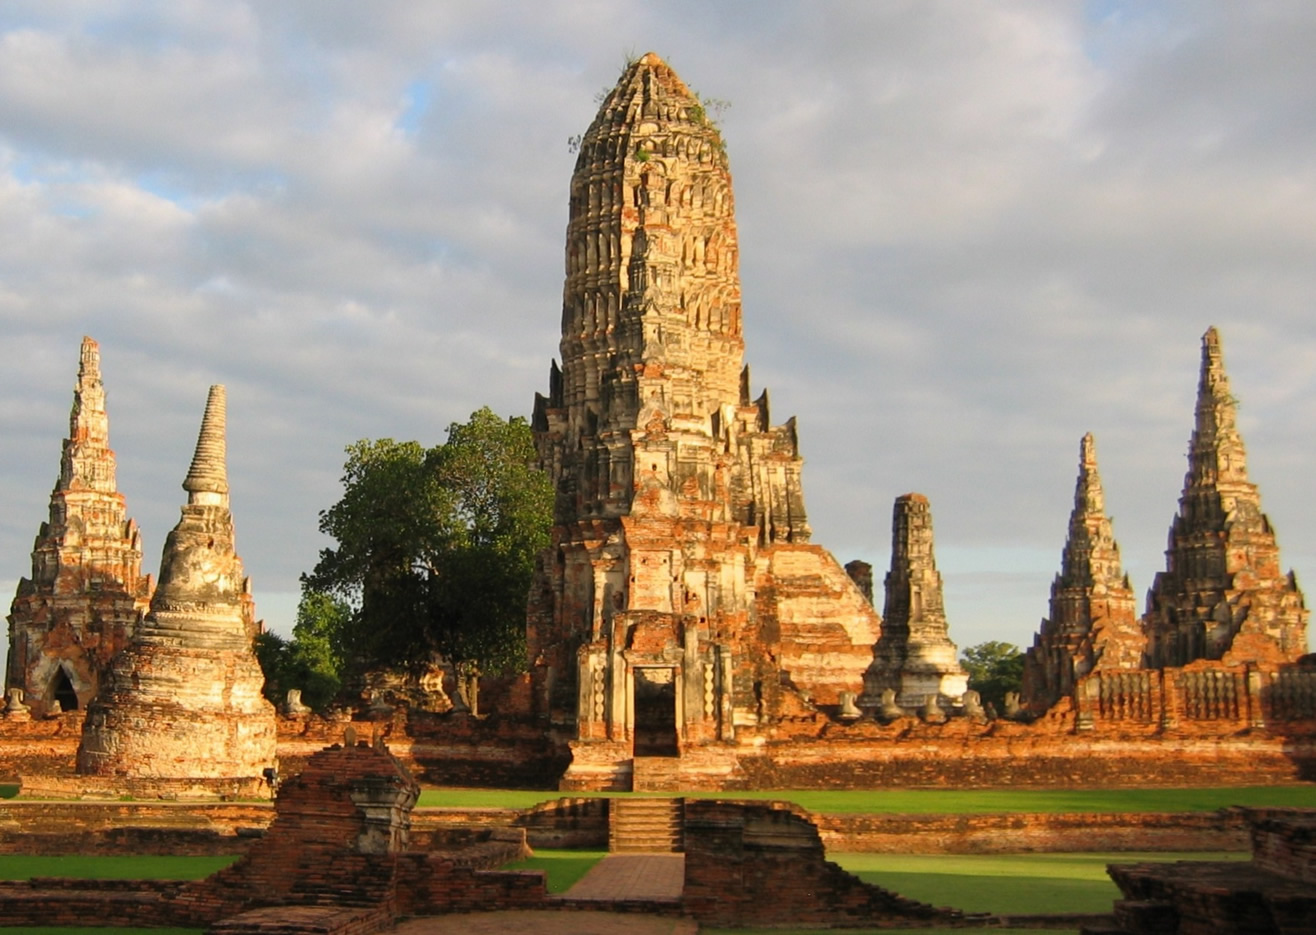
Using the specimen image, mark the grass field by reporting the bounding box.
[416,783,1316,813]
[0,855,238,881]
[502,848,608,892]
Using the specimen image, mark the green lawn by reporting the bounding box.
[0,930,200,935]
[417,784,1316,813]
[502,848,608,892]
[0,855,238,881]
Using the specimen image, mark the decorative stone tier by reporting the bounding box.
[6,337,152,717]
[76,386,276,783]
[1144,327,1308,668]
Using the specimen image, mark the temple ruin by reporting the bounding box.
[1143,327,1308,668]
[862,494,968,712]
[76,385,276,792]
[1022,434,1143,712]
[4,337,152,718]
[526,52,886,788]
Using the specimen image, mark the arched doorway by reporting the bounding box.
[632,667,678,756]
[50,668,79,711]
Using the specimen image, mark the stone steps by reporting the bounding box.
[610,797,683,853]
[631,756,681,793]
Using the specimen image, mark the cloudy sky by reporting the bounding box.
[2,1,1313,675]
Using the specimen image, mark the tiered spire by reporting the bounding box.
[1022,434,1141,712]
[77,385,275,786]
[864,494,967,709]
[5,337,151,715]
[1143,328,1307,667]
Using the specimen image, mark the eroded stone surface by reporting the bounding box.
[863,494,967,710]
[76,386,276,786]
[1023,434,1143,712]
[526,53,880,781]
[5,338,153,717]
[1144,328,1308,668]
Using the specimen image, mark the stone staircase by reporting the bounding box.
[609,797,684,853]
[630,755,681,792]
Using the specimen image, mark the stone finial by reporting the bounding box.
[3,688,31,722]
[183,385,229,505]
[282,689,311,718]
[837,691,861,720]
[920,694,947,724]
[961,689,986,721]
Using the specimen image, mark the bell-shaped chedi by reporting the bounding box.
[1022,434,1143,712]
[862,494,967,710]
[1143,328,1308,667]
[5,337,152,717]
[77,385,276,790]
[527,54,879,780]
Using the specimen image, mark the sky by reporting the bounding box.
[2,1,1314,676]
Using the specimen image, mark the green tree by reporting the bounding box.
[304,408,553,703]
[960,640,1025,712]
[252,589,350,712]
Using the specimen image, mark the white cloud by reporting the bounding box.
[1,1,1313,667]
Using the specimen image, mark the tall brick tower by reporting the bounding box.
[1022,434,1142,712]
[5,337,152,716]
[862,494,967,710]
[77,385,276,790]
[1143,328,1308,667]
[528,54,880,787]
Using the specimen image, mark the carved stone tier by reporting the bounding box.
[1023,434,1143,712]
[5,337,152,717]
[1143,328,1308,668]
[527,54,880,781]
[77,385,276,783]
[862,494,967,711]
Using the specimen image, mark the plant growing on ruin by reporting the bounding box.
[303,409,552,705]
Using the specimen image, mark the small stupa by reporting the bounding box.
[76,386,276,791]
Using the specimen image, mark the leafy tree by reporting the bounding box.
[303,408,553,704]
[960,640,1025,711]
[252,589,350,712]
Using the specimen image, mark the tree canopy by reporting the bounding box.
[303,408,553,681]
[960,640,1025,711]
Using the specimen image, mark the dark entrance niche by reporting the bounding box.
[633,667,678,757]
[51,668,79,711]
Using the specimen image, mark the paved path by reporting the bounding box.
[393,910,696,934]
[562,853,686,902]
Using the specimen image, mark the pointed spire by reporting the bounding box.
[1189,326,1249,488]
[1060,432,1121,586]
[59,336,114,493]
[183,385,228,505]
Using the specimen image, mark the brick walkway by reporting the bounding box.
[561,853,686,902]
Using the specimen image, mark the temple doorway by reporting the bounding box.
[51,668,79,711]
[632,667,678,756]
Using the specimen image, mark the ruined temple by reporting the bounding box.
[1143,328,1308,668]
[77,385,276,791]
[527,53,881,788]
[4,337,152,717]
[1022,434,1143,712]
[862,494,967,712]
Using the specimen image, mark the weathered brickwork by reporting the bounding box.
[863,493,968,711]
[76,386,277,789]
[1097,808,1316,935]
[682,799,965,928]
[5,337,152,717]
[1143,328,1308,668]
[526,52,882,786]
[1024,434,1143,712]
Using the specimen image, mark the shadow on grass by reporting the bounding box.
[0,855,239,881]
